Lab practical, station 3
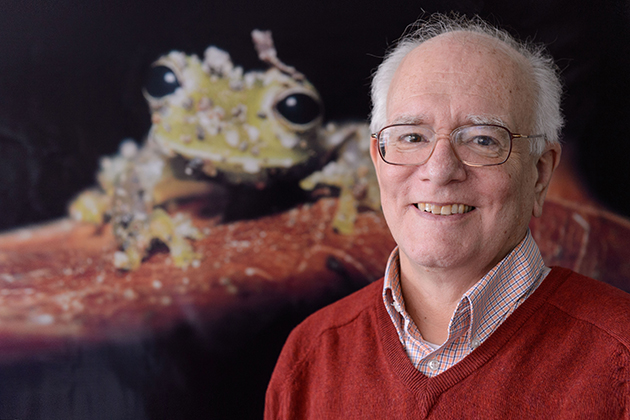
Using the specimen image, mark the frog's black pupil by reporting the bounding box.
[145,65,181,98]
[275,93,322,125]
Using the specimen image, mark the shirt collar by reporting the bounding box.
[382,230,547,348]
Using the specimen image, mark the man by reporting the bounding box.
[265,14,630,419]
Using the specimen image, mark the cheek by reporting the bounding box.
[375,166,416,229]
[376,165,413,199]
[488,167,536,231]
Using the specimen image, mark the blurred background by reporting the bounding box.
[0,0,628,232]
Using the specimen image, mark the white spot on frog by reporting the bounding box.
[225,130,240,148]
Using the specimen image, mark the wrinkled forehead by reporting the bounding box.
[387,31,537,130]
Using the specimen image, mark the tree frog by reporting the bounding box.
[70,30,379,270]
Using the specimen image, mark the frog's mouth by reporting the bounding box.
[152,131,325,186]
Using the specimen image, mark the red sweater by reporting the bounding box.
[265,267,630,419]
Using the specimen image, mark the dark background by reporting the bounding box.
[0,0,629,232]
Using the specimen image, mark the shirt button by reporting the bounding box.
[428,360,440,371]
[471,338,481,349]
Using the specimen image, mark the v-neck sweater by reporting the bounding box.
[265,267,630,419]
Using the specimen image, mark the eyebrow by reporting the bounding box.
[467,114,508,127]
[388,114,509,127]
[390,114,507,127]
[389,114,428,125]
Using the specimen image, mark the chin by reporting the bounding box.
[400,238,478,271]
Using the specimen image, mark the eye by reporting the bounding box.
[274,92,323,126]
[398,133,428,143]
[144,65,181,99]
[393,131,430,150]
[470,136,498,147]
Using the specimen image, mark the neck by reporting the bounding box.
[398,255,482,344]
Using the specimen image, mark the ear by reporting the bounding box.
[369,134,384,185]
[369,134,380,167]
[532,143,562,218]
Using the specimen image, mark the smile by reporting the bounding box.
[414,203,475,216]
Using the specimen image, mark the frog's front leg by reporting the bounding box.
[300,123,380,235]
[107,150,157,270]
[148,208,203,268]
[70,140,208,270]
[109,142,208,270]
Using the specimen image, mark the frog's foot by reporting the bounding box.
[68,188,110,225]
[149,208,203,269]
[111,208,203,270]
[300,122,381,234]
[301,159,378,235]
[332,185,359,235]
[302,172,360,235]
[113,247,143,271]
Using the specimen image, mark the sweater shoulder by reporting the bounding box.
[267,279,385,393]
[545,267,630,347]
[296,279,383,335]
[276,279,383,363]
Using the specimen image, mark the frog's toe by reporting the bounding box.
[172,212,204,240]
[332,187,358,235]
[149,208,203,268]
[169,238,202,269]
[69,189,110,225]
[113,248,143,271]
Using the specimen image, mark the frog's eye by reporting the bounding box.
[144,65,182,99]
[274,92,323,126]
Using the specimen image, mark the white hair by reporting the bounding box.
[370,14,563,156]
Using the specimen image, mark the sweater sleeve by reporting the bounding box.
[264,357,294,419]
[264,374,285,420]
[264,319,314,420]
[264,332,294,420]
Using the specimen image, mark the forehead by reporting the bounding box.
[387,32,536,129]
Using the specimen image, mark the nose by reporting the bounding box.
[421,136,467,185]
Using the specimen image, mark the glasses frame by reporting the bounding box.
[371,123,546,167]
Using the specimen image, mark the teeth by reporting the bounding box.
[417,203,474,215]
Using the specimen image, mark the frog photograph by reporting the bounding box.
[69,29,379,271]
[0,1,628,419]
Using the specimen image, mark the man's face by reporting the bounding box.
[371,32,559,282]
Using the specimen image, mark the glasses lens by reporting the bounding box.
[379,125,434,165]
[453,125,511,165]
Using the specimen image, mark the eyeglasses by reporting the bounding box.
[371,124,545,167]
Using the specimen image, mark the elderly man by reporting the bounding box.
[265,15,630,419]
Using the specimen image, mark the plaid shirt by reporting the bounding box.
[382,230,549,377]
